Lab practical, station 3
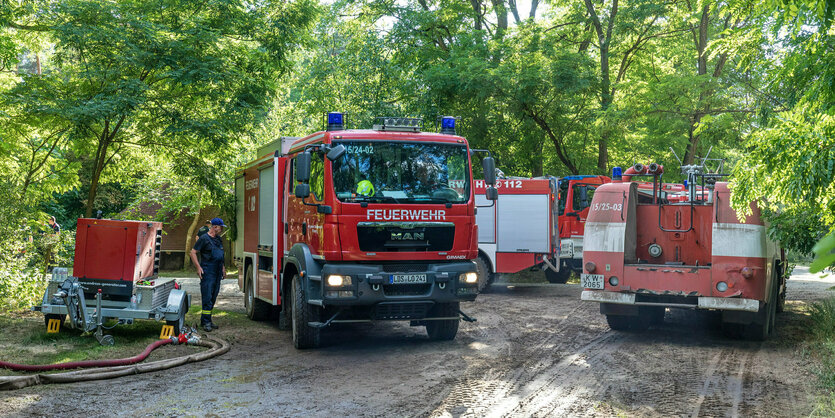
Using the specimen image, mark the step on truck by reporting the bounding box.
[580,160,786,340]
[473,177,561,290]
[234,114,498,348]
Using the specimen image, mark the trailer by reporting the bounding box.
[233,114,498,348]
[34,218,191,344]
[580,162,786,339]
[473,177,560,290]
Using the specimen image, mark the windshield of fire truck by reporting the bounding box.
[331,140,470,204]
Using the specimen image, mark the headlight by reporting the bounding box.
[460,272,478,284]
[326,275,351,287]
[716,281,728,292]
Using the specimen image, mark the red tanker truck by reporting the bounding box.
[580,161,786,340]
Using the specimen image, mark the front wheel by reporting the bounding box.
[292,274,321,349]
[474,256,494,293]
[426,302,460,341]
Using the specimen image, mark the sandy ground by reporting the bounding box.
[1,266,833,417]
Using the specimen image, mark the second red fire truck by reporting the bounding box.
[234,114,497,348]
[580,162,786,340]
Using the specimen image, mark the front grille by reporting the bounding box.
[357,223,454,252]
[383,283,432,296]
[382,264,426,273]
[373,302,434,320]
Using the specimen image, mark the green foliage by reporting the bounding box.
[812,233,835,273]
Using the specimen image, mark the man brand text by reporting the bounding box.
[366,209,446,221]
[391,232,425,241]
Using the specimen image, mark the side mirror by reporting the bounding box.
[295,152,311,182]
[482,156,496,186]
[326,144,346,161]
[579,186,588,206]
[294,183,310,198]
[486,186,498,201]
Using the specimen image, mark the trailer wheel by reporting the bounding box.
[291,274,321,349]
[475,256,494,293]
[44,314,66,331]
[545,267,571,284]
[426,302,460,341]
[166,294,188,336]
[244,264,270,321]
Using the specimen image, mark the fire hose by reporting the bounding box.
[0,335,230,391]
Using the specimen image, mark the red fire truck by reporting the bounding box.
[472,177,561,290]
[233,114,497,348]
[580,162,786,340]
[552,175,611,283]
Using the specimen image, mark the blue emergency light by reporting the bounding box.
[612,166,623,180]
[440,116,456,134]
[327,112,344,131]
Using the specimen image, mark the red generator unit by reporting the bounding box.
[73,218,162,301]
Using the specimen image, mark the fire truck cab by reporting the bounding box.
[554,175,611,282]
[234,114,497,348]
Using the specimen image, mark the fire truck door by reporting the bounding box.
[497,194,550,253]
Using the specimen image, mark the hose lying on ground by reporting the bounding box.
[0,336,230,391]
[0,339,173,372]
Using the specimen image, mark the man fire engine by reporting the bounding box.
[580,160,786,340]
[234,113,498,348]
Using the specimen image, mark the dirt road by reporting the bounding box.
[2,267,831,417]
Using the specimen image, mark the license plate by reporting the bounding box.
[389,274,428,284]
[580,274,605,289]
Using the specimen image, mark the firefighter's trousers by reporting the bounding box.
[200,261,223,326]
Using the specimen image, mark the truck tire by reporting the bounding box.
[426,302,460,341]
[291,274,321,349]
[743,274,778,341]
[545,267,571,284]
[475,256,494,293]
[244,265,270,321]
[776,262,787,313]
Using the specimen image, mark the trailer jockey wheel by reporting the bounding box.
[291,274,321,349]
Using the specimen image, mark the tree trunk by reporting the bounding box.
[183,208,203,270]
[491,0,508,37]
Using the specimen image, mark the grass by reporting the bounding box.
[0,304,252,376]
[807,297,835,416]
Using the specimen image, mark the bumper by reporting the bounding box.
[580,290,760,312]
[319,261,479,307]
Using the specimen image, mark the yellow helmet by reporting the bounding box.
[356,180,375,197]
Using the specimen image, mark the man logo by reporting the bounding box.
[391,232,425,241]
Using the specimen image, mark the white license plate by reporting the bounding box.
[580,274,605,289]
[389,274,428,284]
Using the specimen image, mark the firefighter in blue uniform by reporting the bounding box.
[189,217,227,332]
